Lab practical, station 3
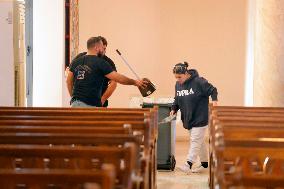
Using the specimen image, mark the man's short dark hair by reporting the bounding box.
[98,36,108,46]
[87,37,102,49]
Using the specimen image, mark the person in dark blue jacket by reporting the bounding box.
[170,62,218,173]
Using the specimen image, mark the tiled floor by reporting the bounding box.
[157,141,209,189]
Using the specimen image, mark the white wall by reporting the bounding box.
[79,0,248,140]
[0,1,14,106]
[79,0,248,108]
[33,0,65,107]
[245,0,255,106]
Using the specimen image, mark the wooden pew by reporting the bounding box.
[0,107,158,149]
[0,110,158,189]
[215,138,284,188]
[0,106,152,111]
[0,107,158,153]
[0,107,158,144]
[0,108,158,147]
[209,105,284,189]
[0,107,158,189]
[217,126,284,139]
[210,105,284,112]
[0,133,142,164]
[214,134,284,188]
[0,120,152,188]
[211,118,284,150]
[0,132,147,189]
[0,106,158,138]
[0,164,116,189]
[0,144,137,189]
[0,125,132,134]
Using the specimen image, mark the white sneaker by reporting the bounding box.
[191,164,207,173]
[177,162,191,173]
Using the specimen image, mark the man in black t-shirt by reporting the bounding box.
[66,36,147,107]
[67,36,117,107]
[99,36,117,107]
[101,55,116,107]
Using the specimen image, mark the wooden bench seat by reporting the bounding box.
[209,105,284,189]
[0,120,151,154]
[0,119,154,189]
[0,164,115,189]
[0,132,147,188]
[210,105,284,112]
[0,125,132,134]
[216,145,284,188]
[0,144,137,189]
[0,107,158,189]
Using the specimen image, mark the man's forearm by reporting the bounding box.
[117,75,136,85]
[101,81,117,102]
[67,82,73,97]
[106,72,136,85]
[66,71,74,97]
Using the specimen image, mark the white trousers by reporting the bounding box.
[187,125,208,163]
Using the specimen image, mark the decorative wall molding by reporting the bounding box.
[70,0,79,61]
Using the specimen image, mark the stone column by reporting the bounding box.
[254,0,284,106]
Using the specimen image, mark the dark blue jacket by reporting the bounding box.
[171,69,218,130]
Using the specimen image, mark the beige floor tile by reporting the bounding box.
[157,141,209,189]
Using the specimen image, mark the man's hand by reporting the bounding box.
[170,110,176,116]
[65,67,70,78]
[101,80,117,107]
[135,79,148,89]
[101,98,106,106]
[212,101,218,106]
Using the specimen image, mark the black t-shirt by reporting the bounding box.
[69,55,114,106]
[101,56,117,107]
[71,52,116,96]
[101,55,117,95]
